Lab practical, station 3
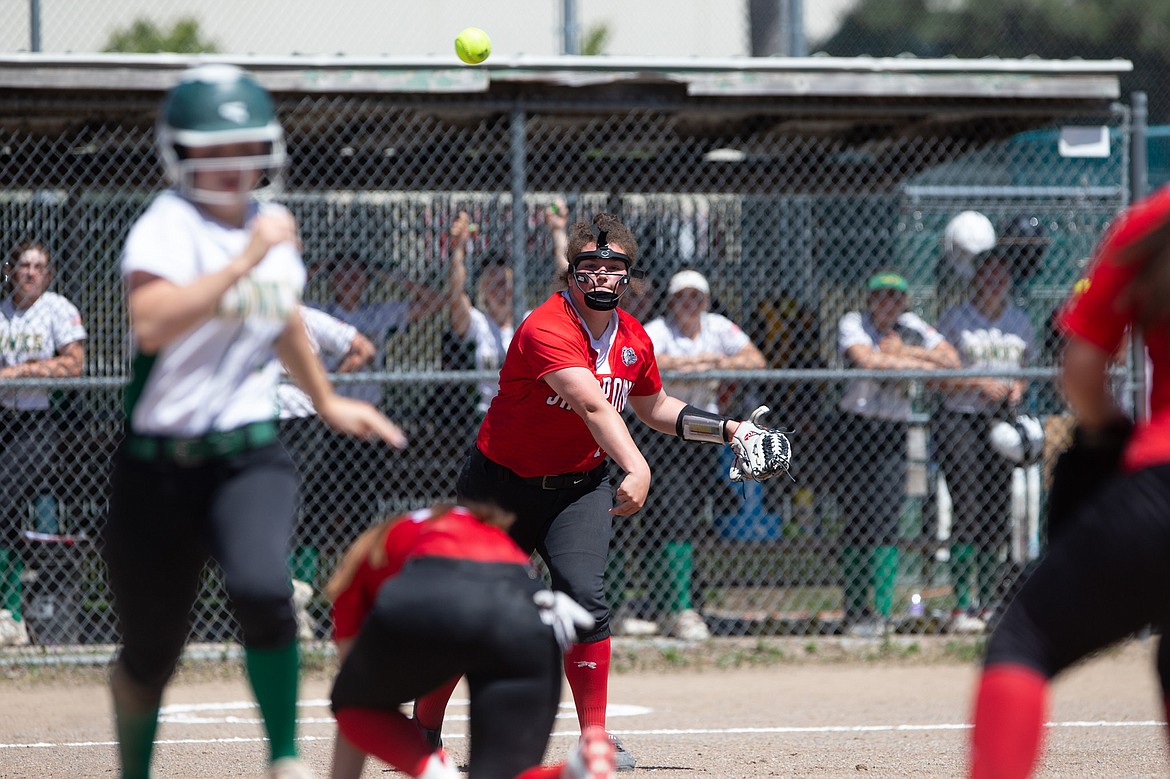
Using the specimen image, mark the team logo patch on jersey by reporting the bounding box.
[621,346,637,366]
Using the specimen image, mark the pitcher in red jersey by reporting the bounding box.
[456,212,791,770]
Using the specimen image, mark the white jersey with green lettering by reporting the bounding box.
[120,190,306,436]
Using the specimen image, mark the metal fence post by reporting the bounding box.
[511,103,528,329]
[1130,91,1148,423]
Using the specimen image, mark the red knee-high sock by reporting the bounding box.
[335,707,433,776]
[413,675,460,730]
[970,664,1048,779]
[564,637,611,731]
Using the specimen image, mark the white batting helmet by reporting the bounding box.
[943,211,996,281]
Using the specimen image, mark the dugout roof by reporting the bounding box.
[0,52,1130,124]
[0,53,1133,193]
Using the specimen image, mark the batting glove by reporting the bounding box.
[729,405,792,482]
[533,589,596,651]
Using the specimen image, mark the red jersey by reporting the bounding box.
[476,292,663,477]
[1060,186,1170,471]
[331,506,531,640]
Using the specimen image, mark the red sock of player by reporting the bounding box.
[970,663,1048,779]
[413,675,460,730]
[564,637,611,731]
[335,706,433,776]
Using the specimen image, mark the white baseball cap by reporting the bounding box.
[667,269,710,296]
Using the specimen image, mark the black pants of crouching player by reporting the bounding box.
[457,445,614,642]
[331,556,560,779]
[102,443,299,690]
[985,463,1170,689]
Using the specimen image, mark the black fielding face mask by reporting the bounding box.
[572,228,632,312]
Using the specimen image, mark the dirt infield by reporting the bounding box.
[0,636,1166,778]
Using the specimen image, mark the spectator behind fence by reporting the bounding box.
[316,255,445,405]
[641,269,766,641]
[276,304,375,639]
[935,249,1036,635]
[310,255,445,537]
[837,271,958,638]
[102,63,405,779]
[0,240,87,648]
[445,202,570,420]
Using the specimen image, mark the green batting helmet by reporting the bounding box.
[155,64,286,204]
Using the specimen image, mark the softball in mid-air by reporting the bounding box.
[455,27,492,65]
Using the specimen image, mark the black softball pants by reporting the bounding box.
[331,557,560,779]
[0,409,57,545]
[101,443,299,691]
[985,463,1170,692]
[934,408,1015,547]
[457,445,615,642]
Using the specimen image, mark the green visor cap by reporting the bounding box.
[867,272,909,292]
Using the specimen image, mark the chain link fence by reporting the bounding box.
[0,59,1138,653]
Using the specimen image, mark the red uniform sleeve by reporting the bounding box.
[518,312,590,382]
[1059,254,1132,356]
[1058,190,1170,354]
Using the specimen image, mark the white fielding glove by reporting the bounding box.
[533,589,596,651]
[729,405,792,482]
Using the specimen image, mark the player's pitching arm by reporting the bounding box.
[543,366,652,516]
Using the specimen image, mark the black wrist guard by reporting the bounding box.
[676,404,731,444]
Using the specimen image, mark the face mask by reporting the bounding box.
[571,228,632,311]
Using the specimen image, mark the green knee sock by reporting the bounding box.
[841,546,870,618]
[662,542,694,613]
[872,546,899,619]
[289,546,318,586]
[245,641,300,762]
[951,544,975,611]
[976,548,1000,609]
[111,669,161,779]
[0,548,22,621]
[115,703,160,779]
